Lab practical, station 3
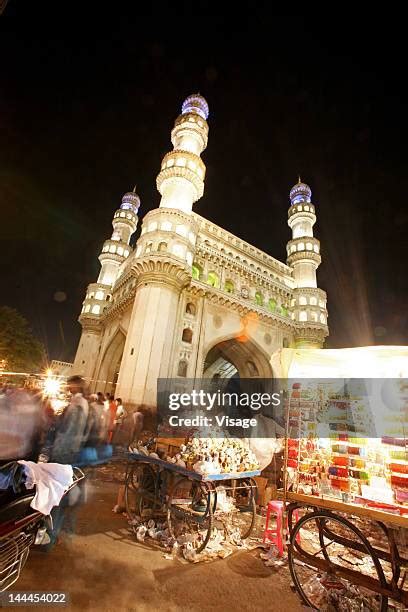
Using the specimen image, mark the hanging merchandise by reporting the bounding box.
[284,377,408,513]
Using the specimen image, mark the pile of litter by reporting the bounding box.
[259,546,287,568]
[302,573,383,611]
[124,514,262,563]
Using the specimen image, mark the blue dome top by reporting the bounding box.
[181,93,209,120]
[121,189,140,214]
[290,179,312,205]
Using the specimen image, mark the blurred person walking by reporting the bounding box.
[106,394,117,443]
[0,387,44,463]
[38,375,89,551]
[112,398,129,447]
[47,375,89,465]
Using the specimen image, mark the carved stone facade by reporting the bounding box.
[73,94,328,412]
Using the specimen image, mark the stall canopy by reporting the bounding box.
[279,345,408,379]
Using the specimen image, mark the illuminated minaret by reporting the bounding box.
[97,189,139,286]
[73,189,140,378]
[286,179,328,347]
[115,95,209,408]
[156,93,209,212]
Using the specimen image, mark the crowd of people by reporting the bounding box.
[0,375,144,550]
[0,376,134,466]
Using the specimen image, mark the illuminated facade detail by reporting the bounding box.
[73,95,328,410]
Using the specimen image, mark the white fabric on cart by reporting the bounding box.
[18,460,74,515]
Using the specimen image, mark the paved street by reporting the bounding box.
[16,466,302,612]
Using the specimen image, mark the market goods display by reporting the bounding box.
[130,435,260,475]
[286,379,408,511]
[175,437,260,475]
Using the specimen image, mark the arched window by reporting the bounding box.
[192,263,202,280]
[224,280,234,294]
[182,328,193,343]
[246,360,259,376]
[158,241,167,252]
[207,271,219,288]
[177,360,188,377]
[145,242,153,254]
[186,302,196,316]
[255,291,264,306]
[268,298,277,312]
[281,305,288,317]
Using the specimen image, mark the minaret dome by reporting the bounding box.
[181,93,209,120]
[121,187,141,215]
[290,178,312,205]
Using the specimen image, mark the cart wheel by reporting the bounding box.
[227,478,257,541]
[167,477,213,554]
[125,463,158,528]
[288,511,388,611]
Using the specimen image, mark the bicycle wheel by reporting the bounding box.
[125,463,158,527]
[167,477,213,554]
[225,478,257,541]
[288,510,388,611]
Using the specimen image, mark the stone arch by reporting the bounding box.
[177,359,188,377]
[186,302,196,316]
[97,328,126,394]
[192,262,203,280]
[207,271,220,288]
[224,279,234,294]
[182,328,193,343]
[202,333,273,380]
[255,291,264,306]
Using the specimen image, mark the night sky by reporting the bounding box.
[1,12,407,362]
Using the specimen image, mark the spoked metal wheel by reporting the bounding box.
[125,463,159,529]
[220,478,256,541]
[167,477,213,554]
[288,510,388,611]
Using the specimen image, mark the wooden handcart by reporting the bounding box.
[125,451,260,553]
[285,491,408,610]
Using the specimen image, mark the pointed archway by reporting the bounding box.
[97,329,126,395]
[203,336,273,380]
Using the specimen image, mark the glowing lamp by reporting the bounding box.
[44,377,60,396]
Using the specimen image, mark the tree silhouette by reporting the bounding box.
[0,306,45,372]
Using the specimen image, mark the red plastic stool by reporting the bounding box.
[263,500,300,556]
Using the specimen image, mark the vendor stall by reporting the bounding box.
[280,346,408,610]
[125,436,260,553]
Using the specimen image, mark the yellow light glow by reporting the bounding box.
[43,377,60,396]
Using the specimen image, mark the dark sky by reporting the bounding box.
[1,12,407,362]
